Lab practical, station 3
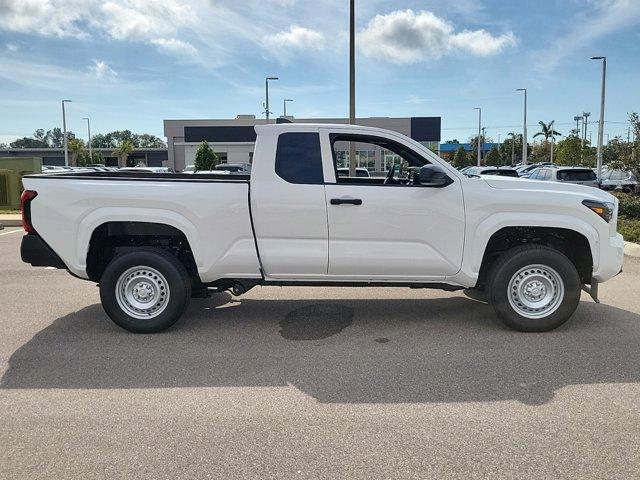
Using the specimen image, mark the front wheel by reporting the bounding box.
[99,249,192,333]
[488,245,581,332]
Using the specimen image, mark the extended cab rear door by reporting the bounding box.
[250,126,330,278]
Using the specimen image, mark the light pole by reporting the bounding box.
[82,117,92,162]
[510,132,516,165]
[516,88,527,164]
[264,76,278,121]
[591,56,606,182]
[349,0,356,177]
[283,98,293,117]
[582,111,591,147]
[61,99,72,166]
[474,107,482,166]
[549,120,555,164]
[573,115,582,137]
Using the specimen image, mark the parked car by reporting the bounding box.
[599,168,638,193]
[214,163,251,174]
[464,166,519,177]
[337,167,371,178]
[528,166,599,188]
[182,165,195,174]
[20,123,623,334]
[119,167,174,173]
[516,163,556,178]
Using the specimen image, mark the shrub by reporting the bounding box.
[618,217,640,243]
[613,192,640,219]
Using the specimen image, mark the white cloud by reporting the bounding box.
[450,30,516,56]
[263,25,325,61]
[88,60,118,80]
[359,9,516,64]
[0,0,88,38]
[6,42,19,52]
[151,38,198,57]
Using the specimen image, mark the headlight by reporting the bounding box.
[582,199,615,222]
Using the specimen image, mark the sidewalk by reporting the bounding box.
[0,214,21,228]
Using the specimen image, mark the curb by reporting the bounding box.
[624,241,640,258]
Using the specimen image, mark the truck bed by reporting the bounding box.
[22,172,261,282]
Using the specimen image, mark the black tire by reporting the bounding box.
[99,248,192,333]
[488,245,581,332]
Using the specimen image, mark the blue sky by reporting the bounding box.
[0,0,639,145]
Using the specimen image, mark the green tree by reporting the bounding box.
[485,145,502,166]
[67,138,86,167]
[113,140,135,167]
[452,145,470,168]
[500,133,522,165]
[10,137,48,148]
[194,141,219,172]
[554,134,594,166]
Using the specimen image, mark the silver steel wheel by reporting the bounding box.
[115,266,170,320]
[507,264,564,319]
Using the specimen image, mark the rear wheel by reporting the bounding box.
[99,249,192,333]
[488,245,581,332]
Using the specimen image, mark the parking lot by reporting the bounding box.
[1,227,639,479]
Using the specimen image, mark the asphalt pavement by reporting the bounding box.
[1,228,639,479]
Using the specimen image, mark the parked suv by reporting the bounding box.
[528,166,599,188]
[599,168,638,193]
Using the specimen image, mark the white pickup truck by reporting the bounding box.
[20,123,624,333]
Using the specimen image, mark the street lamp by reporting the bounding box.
[263,76,279,121]
[473,107,482,167]
[516,88,527,164]
[61,100,72,166]
[591,56,607,182]
[82,117,92,162]
[283,98,293,117]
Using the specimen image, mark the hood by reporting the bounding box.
[482,176,614,203]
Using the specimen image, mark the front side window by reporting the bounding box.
[275,132,324,184]
[330,133,430,185]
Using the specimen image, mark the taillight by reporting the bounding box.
[20,190,38,234]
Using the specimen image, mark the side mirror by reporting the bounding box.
[418,164,453,188]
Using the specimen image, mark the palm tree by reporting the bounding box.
[67,138,86,167]
[533,121,561,143]
[113,139,134,167]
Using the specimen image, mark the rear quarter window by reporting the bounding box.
[275,132,324,184]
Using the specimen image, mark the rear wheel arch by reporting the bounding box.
[86,221,200,285]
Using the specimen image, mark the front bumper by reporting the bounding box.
[21,234,67,269]
[593,233,625,283]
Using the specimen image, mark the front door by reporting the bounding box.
[322,130,465,280]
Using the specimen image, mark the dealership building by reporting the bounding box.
[164,115,441,173]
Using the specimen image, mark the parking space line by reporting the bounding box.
[0,229,23,236]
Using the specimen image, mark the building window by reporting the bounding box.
[249,151,254,163]
[216,152,228,163]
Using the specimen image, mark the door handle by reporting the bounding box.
[330,198,363,205]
